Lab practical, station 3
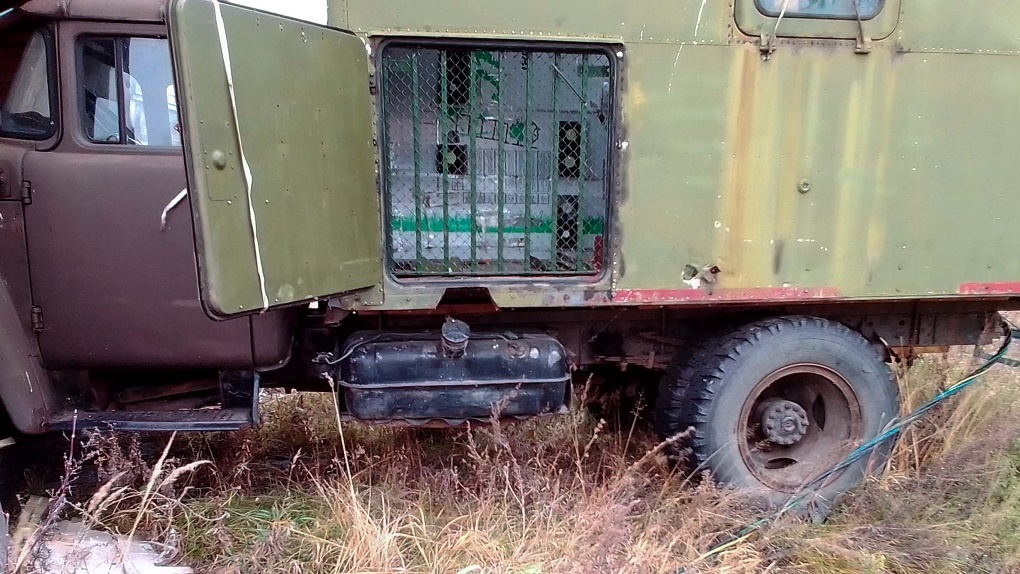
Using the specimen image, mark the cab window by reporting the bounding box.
[80,37,181,147]
[0,30,57,140]
[756,0,883,19]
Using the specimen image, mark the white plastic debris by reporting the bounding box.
[31,521,192,574]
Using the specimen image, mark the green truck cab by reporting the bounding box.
[0,0,1015,507]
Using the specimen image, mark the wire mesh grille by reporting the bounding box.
[381,45,613,277]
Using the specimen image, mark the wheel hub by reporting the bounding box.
[759,398,809,445]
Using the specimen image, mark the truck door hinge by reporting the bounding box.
[853,2,872,54]
[20,181,32,205]
[30,306,43,332]
[367,70,378,95]
[855,35,873,54]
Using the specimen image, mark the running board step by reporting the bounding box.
[46,407,256,432]
[47,371,260,432]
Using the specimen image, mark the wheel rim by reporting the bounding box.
[737,363,864,493]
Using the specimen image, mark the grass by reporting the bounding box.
[18,337,1020,574]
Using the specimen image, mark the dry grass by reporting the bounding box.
[23,339,1020,574]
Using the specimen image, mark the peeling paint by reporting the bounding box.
[667,43,685,93]
[694,0,708,36]
[959,283,1020,296]
[610,286,842,304]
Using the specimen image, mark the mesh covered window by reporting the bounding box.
[380,44,614,277]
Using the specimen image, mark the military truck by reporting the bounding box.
[0,0,1014,507]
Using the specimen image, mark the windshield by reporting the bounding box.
[0,31,55,140]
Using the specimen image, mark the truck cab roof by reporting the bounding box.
[17,0,165,23]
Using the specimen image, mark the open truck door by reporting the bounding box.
[168,0,380,318]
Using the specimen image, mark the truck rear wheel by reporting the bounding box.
[654,316,900,511]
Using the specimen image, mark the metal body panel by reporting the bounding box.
[11,0,1019,324]
[0,203,36,334]
[251,308,298,367]
[0,144,28,203]
[895,1,1020,54]
[21,148,260,368]
[169,0,381,318]
[19,19,261,369]
[0,273,57,434]
[341,0,734,45]
[0,14,308,374]
[0,19,60,334]
[315,1,1020,311]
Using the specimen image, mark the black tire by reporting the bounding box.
[654,315,900,510]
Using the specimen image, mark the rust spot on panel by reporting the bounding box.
[359,302,501,317]
[772,238,785,274]
[718,46,759,275]
[959,282,1020,296]
[609,286,841,304]
[626,81,647,113]
[538,284,842,307]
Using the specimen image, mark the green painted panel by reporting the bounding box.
[169,0,380,317]
[316,2,1020,311]
[897,0,1020,54]
[609,43,735,290]
[340,0,734,45]
[613,41,1020,298]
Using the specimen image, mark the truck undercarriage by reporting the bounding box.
[37,296,1002,431]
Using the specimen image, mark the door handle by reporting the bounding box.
[160,188,189,231]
